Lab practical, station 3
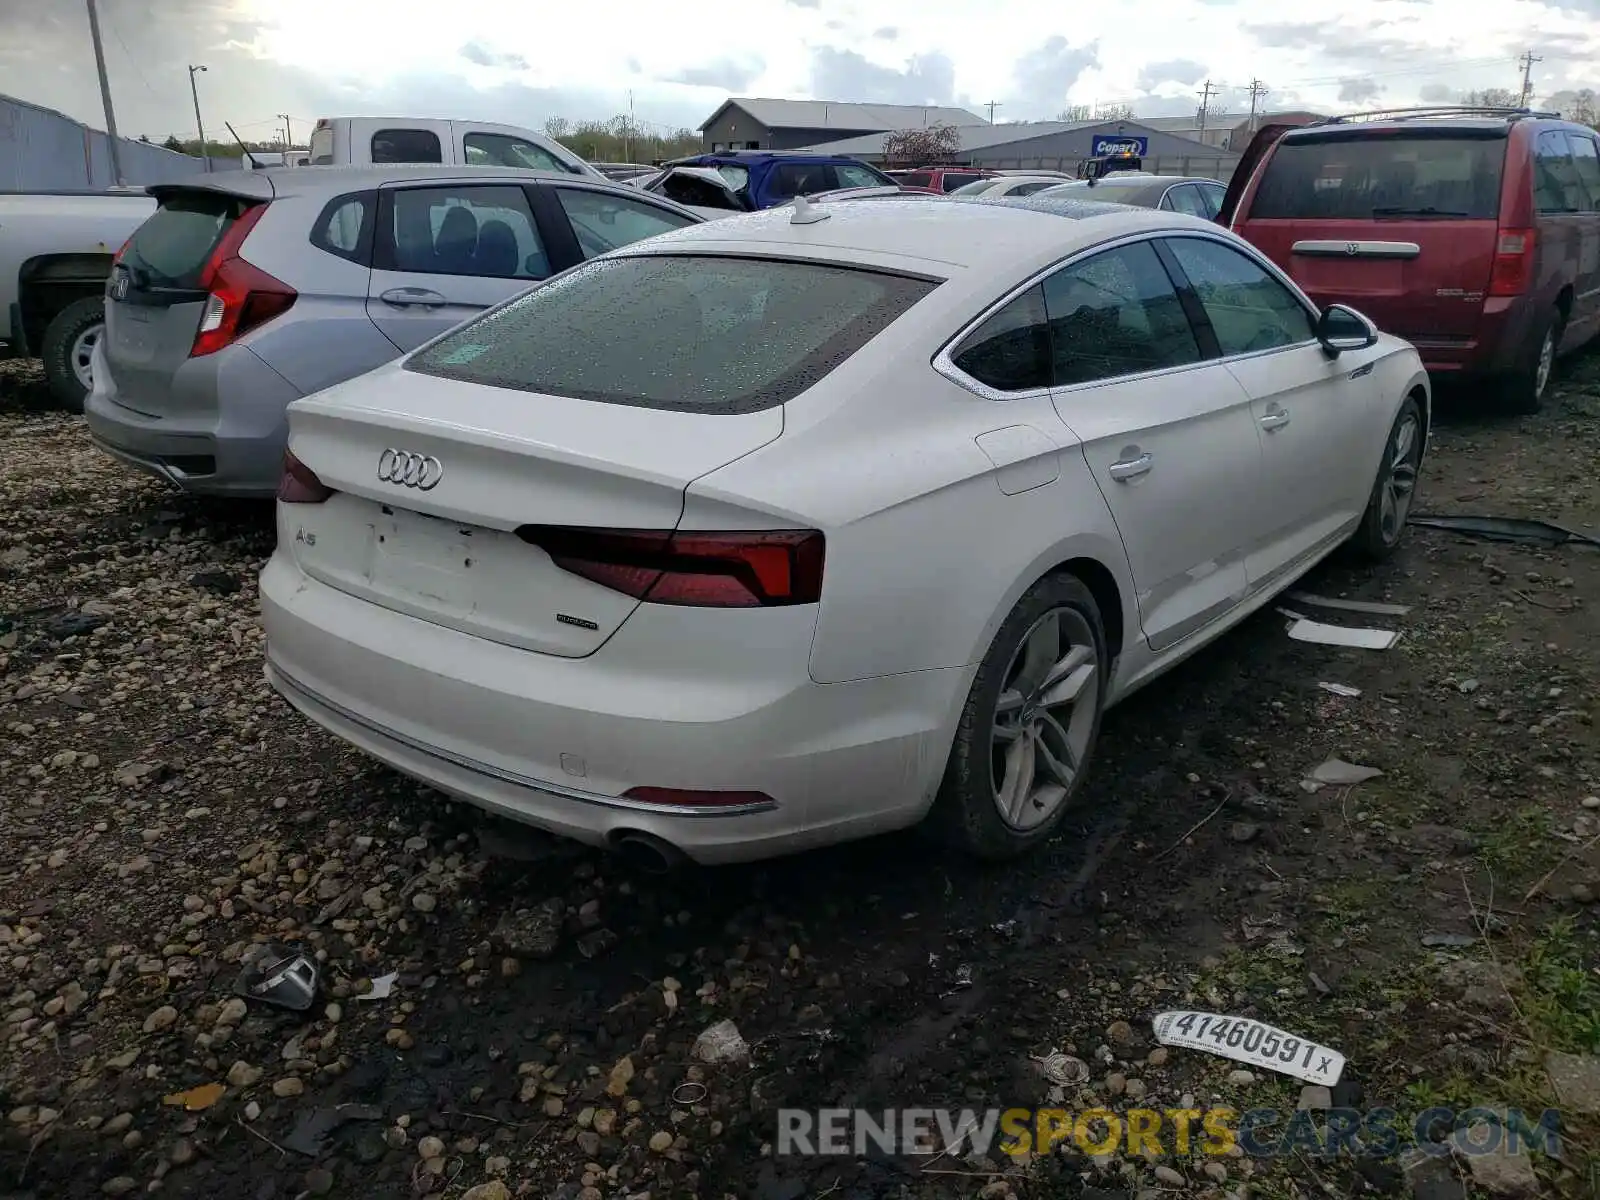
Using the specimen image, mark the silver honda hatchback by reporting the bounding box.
[85,165,704,496]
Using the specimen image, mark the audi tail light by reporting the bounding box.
[190,203,296,358]
[277,449,333,504]
[1488,227,1535,297]
[517,527,825,608]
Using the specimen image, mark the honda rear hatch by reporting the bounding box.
[104,175,291,417]
[280,252,936,658]
[1235,125,1508,344]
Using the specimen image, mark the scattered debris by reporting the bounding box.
[691,1019,750,1065]
[1284,614,1401,650]
[1286,590,1412,616]
[1152,1010,1346,1085]
[358,972,397,1002]
[1410,513,1600,549]
[1030,1051,1090,1086]
[1317,682,1362,697]
[234,947,319,1012]
[282,1103,385,1157]
[1302,758,1384,792]
[161,1082,226,1111]
[1420,932,1477,948]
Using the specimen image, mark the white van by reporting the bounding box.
[306,117,603,179]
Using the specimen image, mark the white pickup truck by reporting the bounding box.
[0,188,154,409]
[306,117,605,179]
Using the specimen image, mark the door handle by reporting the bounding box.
[1108,452,1152,481]
[1259,409,1292,431]
[379,287,447,308]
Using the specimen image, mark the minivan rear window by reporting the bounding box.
[122,191,250,289]
[407,255,938,414]
[1249,133,1507,221]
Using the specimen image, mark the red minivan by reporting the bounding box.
[1221,108,1600,412]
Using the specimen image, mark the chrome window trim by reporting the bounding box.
[932,226,1322,399]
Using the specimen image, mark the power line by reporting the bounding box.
[984,100,1002,123]
[1246,78,1269,134]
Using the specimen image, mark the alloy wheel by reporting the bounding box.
[1379,410,1421,546]
[70,323,102,391]
[990,606,1099,831]
[1533,328,1555,403]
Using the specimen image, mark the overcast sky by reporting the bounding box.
[3,0,1597,143]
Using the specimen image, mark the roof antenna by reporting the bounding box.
[225,121,261,169]
[790,193,830,224]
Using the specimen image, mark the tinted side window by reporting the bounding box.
[371,128,443,164]
[901,172,933,189]
[553,188,697,259]
[1011,180,1055,196]
[768,163,832,199]
[1535,131,1586,214]
[309,192,375,263]
[387,185,550,279]
[941,173,985,192]
[1043,241,1200,385]
[1568,133,1600,212]
[950,286,1051,391]
[1196,182,1226,218]
[1164,237,1314,355]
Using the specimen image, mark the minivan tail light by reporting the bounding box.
[518,527,825,607]
[1488,228,1535,297]
[112,236,132,264]
[276,448,333,504]
[190,203,296,357]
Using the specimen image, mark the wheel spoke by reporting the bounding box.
[1037,643,1092,702]
[995,688,1026,714]
[1034,716,1078,790]
[1041,661,1096,709]
[998,733,1037,823]
[1015,613,1059,695]
[1391,464,1417,495]
[1390,419,1415,468]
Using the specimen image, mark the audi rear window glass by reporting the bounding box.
[407,255,938,414]
[1250,133,1507,220]
[122,191,250,288]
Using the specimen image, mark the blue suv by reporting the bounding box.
[656,152,896,211]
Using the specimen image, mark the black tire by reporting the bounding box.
[1497,306,1560,416]
[1348,394,1424,563]
[928,572,1108,861]
[40,295,106,413]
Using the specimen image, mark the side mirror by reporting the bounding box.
[1316,303,1378,357]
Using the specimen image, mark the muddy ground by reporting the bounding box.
[0,355,1597,1200]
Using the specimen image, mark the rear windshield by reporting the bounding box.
[122,191,250,288]
[1250,133,1507,220]
[406,255,938,413]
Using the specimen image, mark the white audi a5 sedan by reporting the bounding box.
[259,194,1428,868]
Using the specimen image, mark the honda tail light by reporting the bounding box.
[1488,228,1535,297]
[518,527,825,607]
[190,204,296,357]
[112,236,132,265]
[276,448,333,504]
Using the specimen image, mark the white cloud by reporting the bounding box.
[2,0,1597,143]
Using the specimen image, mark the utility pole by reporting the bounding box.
[985,100,1002,124]
[1196,79,1218,135]
[626,90,634,162]
[188,65,210,171]
[1246,79,1269,134]
[278,113,293,148]
[1518,50,1542,107]
[84,0,125,185]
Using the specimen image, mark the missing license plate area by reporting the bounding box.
[367,511,475,609]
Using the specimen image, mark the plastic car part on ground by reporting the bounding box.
[1152,1010,1346,1085]
[1302,757,1384,792]
[1279,607,1401,650]
[1409,513,1600,548]
[233,945,320,1012]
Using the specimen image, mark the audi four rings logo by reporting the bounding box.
[376,448,444,490]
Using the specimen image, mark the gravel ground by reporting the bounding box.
[1,354,1598,1200]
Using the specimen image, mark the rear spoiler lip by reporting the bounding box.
[146,173,277,204]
